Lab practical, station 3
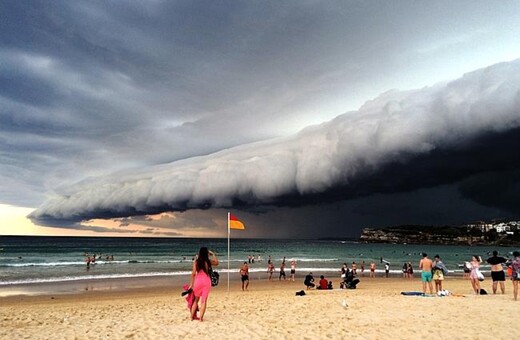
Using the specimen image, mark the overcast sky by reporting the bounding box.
[1,1,520,238]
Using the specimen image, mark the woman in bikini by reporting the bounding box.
[188,247,219,321]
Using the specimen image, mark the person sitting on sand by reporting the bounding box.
[304,272,315,289]
[419,253,433,294]
[317,275,328,290]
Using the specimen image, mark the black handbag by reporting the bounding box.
[209,266,219,287]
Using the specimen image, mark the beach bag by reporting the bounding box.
[476,269,484,281]
[513,269,519,279]
[209,267,219,287]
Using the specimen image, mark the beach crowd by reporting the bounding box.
[184,247,519,321]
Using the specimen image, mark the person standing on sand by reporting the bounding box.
[432,255,448,293]
[419,253,433,294]
[384,262,389,278]
[267,261,275,281]
[290,259,296,281]
[361,261,365,275]
[407,262,414,278]
[240,262,249,291]
[279,260,286,281]
[487,250,507,294]
[370,262,376,278]
[188,247,219,321]
[510,251,520,301]
[468,255,482,295]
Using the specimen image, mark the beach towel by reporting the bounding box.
[182,284,196,310]
[400,291,424,296]
[433,262,449,275]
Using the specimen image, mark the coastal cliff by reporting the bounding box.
[359,225,520,246]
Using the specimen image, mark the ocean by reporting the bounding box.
[0,236,518,288]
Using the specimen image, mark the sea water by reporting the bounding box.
[0,236,517,286]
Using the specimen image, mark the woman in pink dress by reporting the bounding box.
[188,247,219,321]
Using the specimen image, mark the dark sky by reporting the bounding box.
[1,1,519,237]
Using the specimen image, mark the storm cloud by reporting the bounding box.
[30,59,520,225]
[1,1,519,236]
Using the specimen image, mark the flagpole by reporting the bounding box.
[227,211,230,294]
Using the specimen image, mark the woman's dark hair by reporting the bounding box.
[513,251,520,257]
[196,247,210,274]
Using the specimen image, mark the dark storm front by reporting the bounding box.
[0,236,513,285]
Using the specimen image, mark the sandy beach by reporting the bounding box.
[0,274,516,340]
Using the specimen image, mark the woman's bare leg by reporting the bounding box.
[199,297,208,321]
[190,297,200,320]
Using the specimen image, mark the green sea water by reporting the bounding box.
[1,236,517,286]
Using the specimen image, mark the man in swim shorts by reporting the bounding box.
[369,262,376,278]
[240,262,249,291]
[279,260,286,281]
[290,259,296,282]
[419,253,433,294]
[487,250,507,294]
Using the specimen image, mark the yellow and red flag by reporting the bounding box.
[229,213,245,230]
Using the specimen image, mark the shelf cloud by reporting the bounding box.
[29,59,520,226]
